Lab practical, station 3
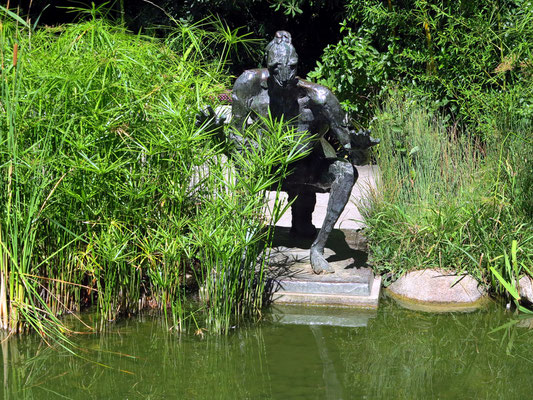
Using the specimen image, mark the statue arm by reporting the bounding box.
[231,80,250,133]
[230,70,266,151]
[230,83,252,151]
[312,84,379,164]
[316,88,352,150]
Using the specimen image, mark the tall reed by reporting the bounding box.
[0,10,73,343]
[362,94,532,295]
[195,114,309,332]
[0,7,301,339]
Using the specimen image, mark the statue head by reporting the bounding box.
[265,31,298,88]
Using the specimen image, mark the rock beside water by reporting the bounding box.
[386,269,487,312]
[519,276,533,304]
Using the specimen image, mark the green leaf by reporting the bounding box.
[409,146,420,156]
[490,266,520,300]
[517,304,533,314]
[511,239,518,274]
[0,6,30,28]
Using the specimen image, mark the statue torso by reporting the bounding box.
[234,69,330,139]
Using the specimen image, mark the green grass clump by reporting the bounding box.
[362,94,532,302]
[0,9,302,340]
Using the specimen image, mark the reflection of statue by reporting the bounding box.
[202,31,378,274]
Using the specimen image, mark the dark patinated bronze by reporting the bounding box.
[200,31,378,274]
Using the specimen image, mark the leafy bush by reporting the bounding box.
[309,0,533,133]
[308,23,392,123]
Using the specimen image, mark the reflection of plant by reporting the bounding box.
[269,0,338,18]
[339,299,533,398]
[0,315,274,399]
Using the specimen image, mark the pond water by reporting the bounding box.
[2,299,533,399]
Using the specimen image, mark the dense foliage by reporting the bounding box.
[0,8,305,341]
[302,0,533,308]
[21,0,348,76]
[360,95,532,299]
[2,0,532,342]
[309,0,533,132]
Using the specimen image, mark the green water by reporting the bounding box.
[2,299,533,399]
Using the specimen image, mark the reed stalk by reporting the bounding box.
[0,6,305,340]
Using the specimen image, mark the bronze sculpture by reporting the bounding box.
[201,31,378,274]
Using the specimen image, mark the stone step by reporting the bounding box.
[277,278,370,296]
[273,266,372,296]
[269,277,381,308]
[265,243,381,308]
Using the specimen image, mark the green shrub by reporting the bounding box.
[0,9,302,341]
[309,0,533,133]
[361,94,532,295]
[308,23,392,123]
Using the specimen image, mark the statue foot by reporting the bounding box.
[310,247,334,274]
[290,223,317,239]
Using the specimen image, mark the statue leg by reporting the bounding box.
[310,161,356,274]
[288,191,317,238]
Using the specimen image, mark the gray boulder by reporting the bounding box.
[519,276,533,304]
[387,268,487,312]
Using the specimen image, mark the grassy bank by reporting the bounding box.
[362,93,532,308]
[0,9,305,340]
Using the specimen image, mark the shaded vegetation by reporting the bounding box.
[18,0,348,76]
[301,0,532,309]
[1,0,532,343]
[310,0,533,131]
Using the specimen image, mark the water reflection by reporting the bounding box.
[1,300,532,399]
[1,317,275,399]
[310,325,343,400]
[332,301,533,399]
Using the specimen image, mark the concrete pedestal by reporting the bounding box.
[265,227,381,309]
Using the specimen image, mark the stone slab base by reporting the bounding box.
[265,229,381,309]
[270,273,381,309]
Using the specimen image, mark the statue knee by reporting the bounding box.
[332,160,356,185]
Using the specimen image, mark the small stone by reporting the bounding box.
[518,276,533,304]
[342,229,368,252]
[387,268,487,312]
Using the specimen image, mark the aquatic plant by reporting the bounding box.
[0,6,304,340]
[361,93,533,303]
